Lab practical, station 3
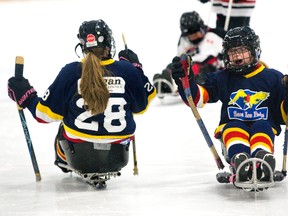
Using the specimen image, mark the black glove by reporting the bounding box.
[171,56,194,83]
[171,56,185,80]
[8,77,37,108]
[118,49,142,69]
[199,0,210,3]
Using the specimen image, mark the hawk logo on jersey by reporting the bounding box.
[228,89,269,108]
[227,89,269,121]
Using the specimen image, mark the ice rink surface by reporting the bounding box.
[1,0,288,215]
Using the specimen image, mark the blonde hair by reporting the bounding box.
[80,48,110,115]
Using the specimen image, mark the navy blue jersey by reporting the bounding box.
[27,58,156,143]
[177,64,286,135]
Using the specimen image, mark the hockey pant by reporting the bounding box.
[221,120,275,162]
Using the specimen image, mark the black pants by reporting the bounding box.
[216,14,250,30]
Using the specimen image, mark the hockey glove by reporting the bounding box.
[8,77,37,108]
[171,56,185,80]
[118,49,142,69]
[171,56,194,85]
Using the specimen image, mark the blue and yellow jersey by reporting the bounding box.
[27,59,156,143]
[177,64,287,136]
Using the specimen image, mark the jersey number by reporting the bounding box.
[75,97,127,133]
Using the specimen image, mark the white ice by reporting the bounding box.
[1,0,288,215]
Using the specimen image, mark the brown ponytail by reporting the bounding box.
[80,48,110,115]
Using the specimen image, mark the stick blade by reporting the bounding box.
[36,173,42,182]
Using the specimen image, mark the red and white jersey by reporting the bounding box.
[212,0,256,17]
[177,31,223,66]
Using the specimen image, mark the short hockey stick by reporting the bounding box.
[122,33,128,50]
[282,115,288,177]
[121,34,139,175]
[180,54,225,170]
[132,137,139,175]
[14,56,41,182]
[224,0,233,31]
[206,0,215,27]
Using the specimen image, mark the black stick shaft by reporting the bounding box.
[282,119,288,176]
[15,56,41,182]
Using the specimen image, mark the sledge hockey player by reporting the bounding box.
[170,26,286,190]
[7,19,156,188]
[153,11,225,98]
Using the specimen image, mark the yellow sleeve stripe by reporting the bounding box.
[281,100,287,123]
[133,88,157,115]
[36,103,63,122]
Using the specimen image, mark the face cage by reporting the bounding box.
[224,46,258,74]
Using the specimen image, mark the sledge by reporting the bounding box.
[56,138,130,189]
[153,77,179,99]
[216,141,285,192]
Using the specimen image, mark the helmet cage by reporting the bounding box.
[222,26,261,75]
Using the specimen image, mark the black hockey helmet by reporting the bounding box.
[222,26,261,75]
[180,11,206,36]
[76,19,116,58]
